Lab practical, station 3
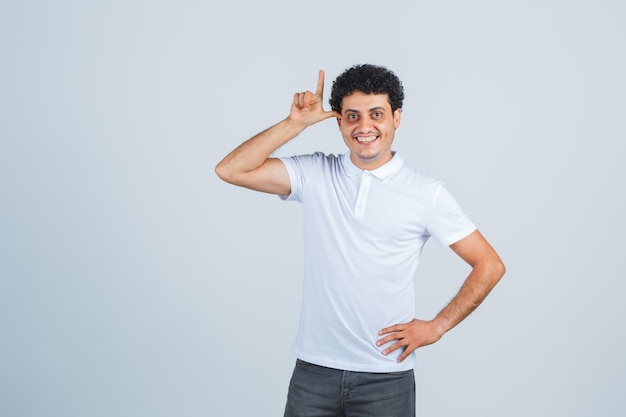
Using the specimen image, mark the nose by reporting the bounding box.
[357,117,373,133]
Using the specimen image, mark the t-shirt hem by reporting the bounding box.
[292,349,416,373]
[438,225,477,247]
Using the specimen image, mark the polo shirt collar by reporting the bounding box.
[341,152,404,180]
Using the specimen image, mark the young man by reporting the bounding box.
[215,64,505,417]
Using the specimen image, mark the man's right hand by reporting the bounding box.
[216,70,339,195]
[288,70,340,127]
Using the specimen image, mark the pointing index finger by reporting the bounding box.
[315,69,326,97]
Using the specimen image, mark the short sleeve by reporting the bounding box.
[426,183,476,246]
[277,152,325,202]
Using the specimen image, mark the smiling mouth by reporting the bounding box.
[355,135,378,144]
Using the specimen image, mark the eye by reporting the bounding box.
[372,111,383,119]
[348,113,358,121]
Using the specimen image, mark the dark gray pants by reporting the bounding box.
[284,359,416,417]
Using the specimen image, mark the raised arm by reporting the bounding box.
[377,230,506,362]
[215,70,340,194]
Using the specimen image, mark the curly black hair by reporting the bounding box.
[329,64,404,113]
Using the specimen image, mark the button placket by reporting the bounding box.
[354,171,371,218]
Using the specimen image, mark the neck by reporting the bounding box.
[350,152,393,171]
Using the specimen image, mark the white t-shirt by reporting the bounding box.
[279,152,476,372]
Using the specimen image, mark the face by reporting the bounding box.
[337,92,402,171]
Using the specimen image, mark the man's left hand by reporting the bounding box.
[377,319,445,362]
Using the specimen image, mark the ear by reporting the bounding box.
[336,117,342,129]
[393,108,402,129]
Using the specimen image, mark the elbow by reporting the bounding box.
[477,254,505,287]
[214,161,234,184]
[214,162,226,181]
[498,260,506,278]
[215,162,250,187]
[492,258,506,283]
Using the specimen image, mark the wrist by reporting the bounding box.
[430,317,450,339]
[284,115,310,130]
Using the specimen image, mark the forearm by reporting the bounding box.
[377,259,504,361]
[431,259,505,337]
[215,117,305,182]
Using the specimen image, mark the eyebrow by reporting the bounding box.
[344,107,386,113]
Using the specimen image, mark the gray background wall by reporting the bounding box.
[1,1,624,416]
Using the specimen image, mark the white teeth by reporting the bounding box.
[356,135,377,143]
